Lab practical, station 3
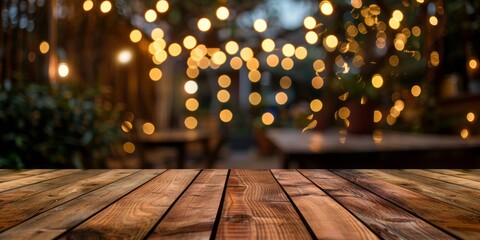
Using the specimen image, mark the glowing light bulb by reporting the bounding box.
[197,18,211,32]
[216,6,229,20]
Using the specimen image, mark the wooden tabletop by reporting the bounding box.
[0,169,479,239]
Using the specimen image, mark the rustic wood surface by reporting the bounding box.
[0,169,478,240]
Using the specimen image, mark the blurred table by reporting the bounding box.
[266,129,480,168]
[135,129,211,168]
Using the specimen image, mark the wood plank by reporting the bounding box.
[0,169,138,232]
[0,170,56,183]
[428,169,480,182]
[271,169,378,240]
[0,169,81,193]
[300,170,453,239]
[405,170,480,190]
[148,169,228,240]
[334,170,480,239]
[60,169,200,239]
[216,169,312,240]
[0,170,165,240]
[0,170,107,205]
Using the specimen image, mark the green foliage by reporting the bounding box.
[0,83,122,169]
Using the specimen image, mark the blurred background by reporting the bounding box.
[1,0,479,169]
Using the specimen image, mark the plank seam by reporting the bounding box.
[405,170,480,190]
[143,169,203,240]
[209,169,230,240]
[0,170,84,194]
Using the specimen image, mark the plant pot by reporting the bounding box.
[346,101,374,134]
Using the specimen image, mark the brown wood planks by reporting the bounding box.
[271,169,378,240]
[0,170,55,182]
[334,170,480,239]
[216,169,312,240]
[148,169,228,239]
[0,169,138,232]
[428,169,480,182]
[60,169,200,239]
[405,169,480,190]
[0,169,80,192]
[0,170,165,240]
[300,169,453,239]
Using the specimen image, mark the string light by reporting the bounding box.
[58,63,69,78]
[216,6,229,20]
[197,18,211,32]
[83,0,93,11]
[145,9,157,22]
[319,1,334,16]
[39,41,49,54]
[156,0,169,13]
[100,1,112,13]
[253,19,267,32]
[142,122,155,135]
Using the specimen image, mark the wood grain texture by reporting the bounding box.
[61,169,200,240]
[405,169,480,190]
[216,169,312,240]
[271,169,378,240]
[428,169,480,182]
[334,170,480,239]
[0,169,137,232]
[0,170,55,183]
[300,170,453,240]
[149,169,228,240]
[0,170,107,205]
[0,169,80,193]
[0,170,165,240]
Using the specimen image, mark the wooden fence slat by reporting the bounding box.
[428,169,480,182]
[0,169,80,193]
[0,170,56,183]
[60,169,200,239]
[404,170,480,190]
[0,170,165,240]
[216,169,312,240]
[300,170,453,240]
[0,169,138,232]
[334,170,480,239]
[271,169,378,240]
[148,169,228,240]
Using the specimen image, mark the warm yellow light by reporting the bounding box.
[416,0,424,3]
[117,50,132,64]
[312,76,324,89]
[372,74,383,88]
[389,55,399,66]
[351,0,362,8]
[197,18,211,32]
[313,59,325,72]
[412,26,421,36]
[217,90,230,103]
[305,31,318,44]
[149,68,162,81]
[310,99,323,112]
[219,109,233,123]
[83,0,93,11]
[230,57,243,70]
[121,121,133,132]
[262,39,275,52]
[262,112,275,125]
[281,58,294,70]
[123,142,135,153]
[184,116,198,129]
[184,80,198,94]
[153,50,167,64]
[39,41,49,54]
[211,51,227,65]
[469,58,478,69]
[100,1,112,13]
[168,43,182,57]
[467,112,475,122]
[411,85,421,97]
[394,39,405,51]
[374,110,382,123]
[324,35,338,51]
[240,47,254,61]
[145,9,157,22]
[186,68,199,78]
[266,54,279,67]
[225,41,239,55]
[218,75,231,88]
[430,51,440,66]
[216,6,229,20]
[183,35,197,50]
[429,16,438,26]
[389,18,400,30]
[246,58,260,71]
[338,107,351,119]
[392,10,403,22]
[461,128,469,139]
[142,122,155,135]
[253,19,268,33]
[294,47,308,60]
[185,98,199,111]
[280,76,292,89]
[156,0,169,13]
[249,92,262,105]
[248,70,261,82]
[319,1,334,16]
[58,63,69,78]
[129,30,142,43]
[394,100,405,112]
[282,44,295,57]
[275,92,288,105]
[151,28,164,40]
[304,16,316,30]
